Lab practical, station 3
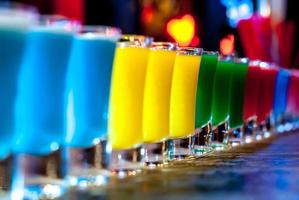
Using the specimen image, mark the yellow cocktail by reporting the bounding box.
[142,42,176,166]
[169,48,202,159]
[108,42,150,150]
[143,43,176,143]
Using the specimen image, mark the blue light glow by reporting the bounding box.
[221,0,253,27]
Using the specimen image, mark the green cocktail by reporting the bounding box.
[195,52,219,128]
[193,52,218,154]
[228,59,249,145]
[211,57,235,149]
[229,59,249,128]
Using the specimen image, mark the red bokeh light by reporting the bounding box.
[220,34,235,55]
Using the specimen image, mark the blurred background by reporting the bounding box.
[1,0,298,68]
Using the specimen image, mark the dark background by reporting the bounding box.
[2,0,299,68]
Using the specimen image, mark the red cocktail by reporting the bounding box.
[242,61,261,143]
[256,63,278,125]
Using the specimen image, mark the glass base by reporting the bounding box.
[143,141,168,168]
[229,127,243,147]
[168,136,194,161]
[274,115,287,134]
[110,146,143,178]
[243,118,257,144]
[0,155,12,191]
[256,123,268,140]
[12,149,66,200]
[193,123,213,155]
[66,140,110,189]
[211,121,229,151]
[263,117,272,138]
[265,116,273,133]
[280,114,296,132]
[256,116,273,140]
[255,126,264,141]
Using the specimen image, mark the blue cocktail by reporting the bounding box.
[273,69,290,132]
[0,7,36,160]
[13,17,78,199]
[65,26,120,187]
[0,4,37,198]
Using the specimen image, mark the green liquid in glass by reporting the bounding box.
[228,61,249,129]
[195,53,218,128]
[211,59,235,126]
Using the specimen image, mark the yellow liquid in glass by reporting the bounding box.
[143,50,176,143]
[170,54,201,138]
[108,46,150,150]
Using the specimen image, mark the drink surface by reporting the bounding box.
[143,49,176,143]
[108,46,150,150]
[170,54,201,138]
[195,54,218,128]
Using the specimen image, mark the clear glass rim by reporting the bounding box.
[257,61,277,68]
[119,34,153,47]
[0,2,38,28]
[150,42,177,51]
[80,25,121,34]
[77,25,121,39]
[32,15,80,33]
[219,55,234,61]
[259,61,270,69]
[249,60,261,66]
[234,57,249,64]
[177,47,203,56]
[202,51,219,56]
[39,15,75,24]
[259,62,279,73]
[117,41,148,48]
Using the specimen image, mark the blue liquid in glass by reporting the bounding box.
[0,27,27,160]
[65,35,117,148]
[273,69,290,118]
[14,29,73,155]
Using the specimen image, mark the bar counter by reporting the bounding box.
[60,131,299,199]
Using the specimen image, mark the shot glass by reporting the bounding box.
[168,47,202,160]
[193,51,219,155]
[142,42,177,167]
[12,16,79,199]
[108,35,152,176]
[64,26,121,188]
